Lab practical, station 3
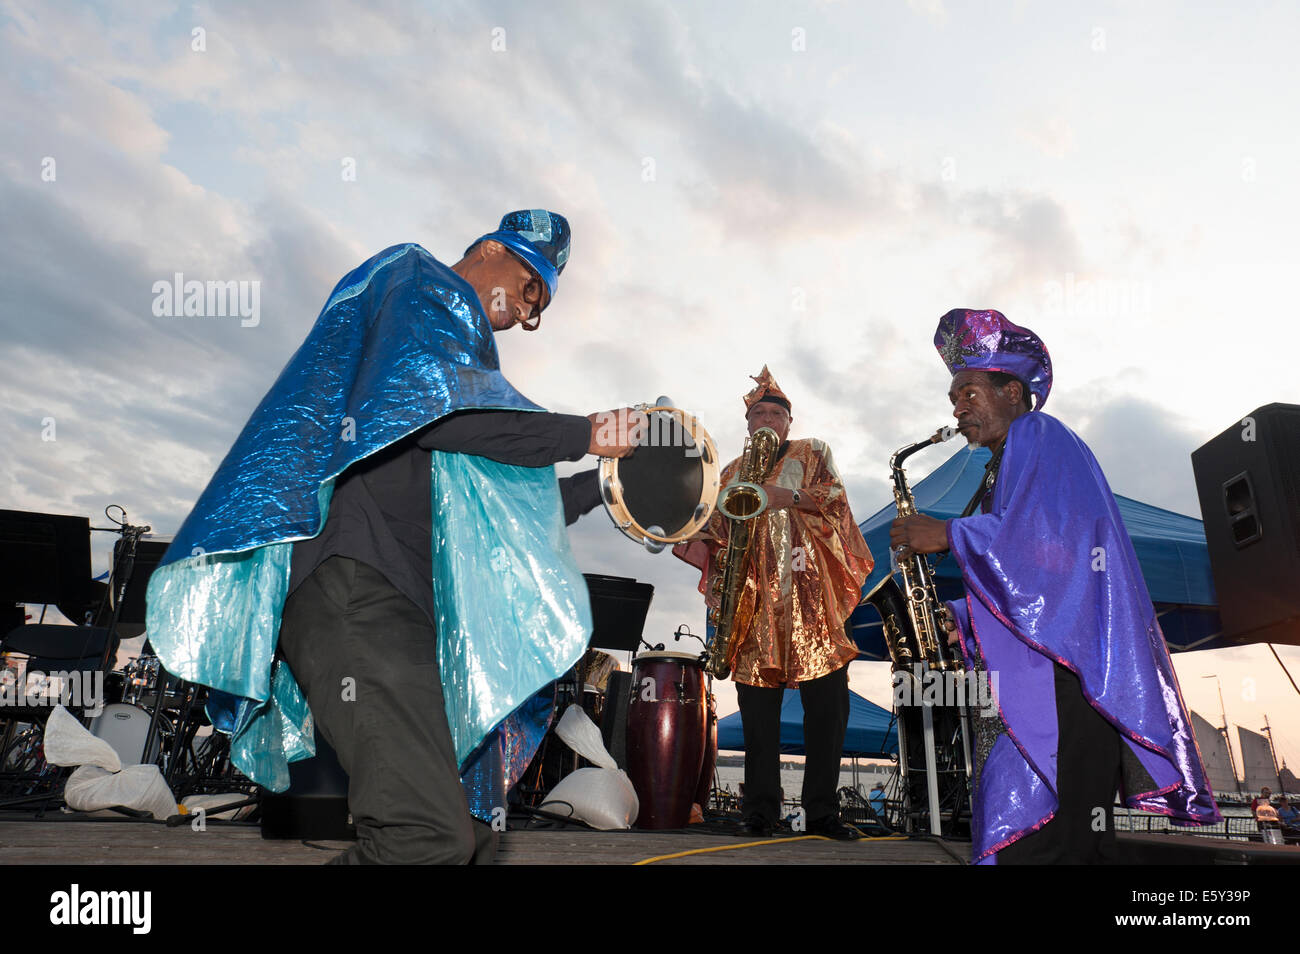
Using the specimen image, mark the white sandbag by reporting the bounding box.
[64,763,178,820]
[540,767,640,830]
[42,705,178,819]
[555,704,618,769]
[538,705,638,830]
[42,704,121,773]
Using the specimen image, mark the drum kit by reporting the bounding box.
[0,509,253,809]
[87,650,242,795]
[88,653,169,767]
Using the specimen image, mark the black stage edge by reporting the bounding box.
[1117,831,1300,865]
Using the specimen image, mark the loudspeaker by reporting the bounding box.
[1191,404,1300,645]
[260,730,355,841]
[601,670,633,770]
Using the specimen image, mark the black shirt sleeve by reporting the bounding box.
[559,469,602,525]
[415,409,591,466]
[416,409,603,525]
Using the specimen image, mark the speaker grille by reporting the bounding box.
[1271,409,1300,561]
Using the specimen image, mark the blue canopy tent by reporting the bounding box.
[848,444,1224,657]
[716,688,898,757]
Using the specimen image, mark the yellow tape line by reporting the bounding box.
[632,834,909,865]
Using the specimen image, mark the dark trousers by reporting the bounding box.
[276,556,496,864]
[998,662,1121,864]
[736,664,850,823]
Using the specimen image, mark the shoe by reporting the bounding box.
[741,814,776,837]
[807,815,863,840]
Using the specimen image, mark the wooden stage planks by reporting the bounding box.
[0,817,963,865]
[0,816,351,865]
[496,829,961,865]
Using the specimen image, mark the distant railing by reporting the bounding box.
[1113,811,1298,843]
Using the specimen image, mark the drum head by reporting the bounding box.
[621,443,701,535]
[601,407,720,545]
[633,650,704,666]
[89,703,150,766]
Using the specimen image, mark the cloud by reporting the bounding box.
[907,0,950,27]
[1054,391,1205,516]
[957,190,1086,301]
[1016,115,1076,160]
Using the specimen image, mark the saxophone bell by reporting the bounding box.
[717,481,769,521]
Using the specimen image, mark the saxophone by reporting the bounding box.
[872,426,963,673]
[704,427,781,679]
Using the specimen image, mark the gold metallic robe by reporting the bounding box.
[675,438,872,688]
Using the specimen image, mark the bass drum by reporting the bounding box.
[600,404,720,553]
[89,703,152,767]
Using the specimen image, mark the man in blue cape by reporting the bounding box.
[891,309,1219,864]
[146,210,641,863]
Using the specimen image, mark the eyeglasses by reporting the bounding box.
[518,276,544,331]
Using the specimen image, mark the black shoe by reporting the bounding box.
[807,816,863,840]
[741,815,776,837]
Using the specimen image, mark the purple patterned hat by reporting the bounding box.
[934,309,1052,410]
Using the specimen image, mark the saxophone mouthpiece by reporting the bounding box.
[933,426,958,443]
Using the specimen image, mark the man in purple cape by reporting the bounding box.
[891,309,1219,864]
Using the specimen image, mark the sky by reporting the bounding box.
[2,0,1298,777]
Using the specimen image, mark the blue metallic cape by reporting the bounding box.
[944,412,1220,863]
[144,244,590,813]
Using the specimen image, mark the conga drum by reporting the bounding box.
[625,651,707,829]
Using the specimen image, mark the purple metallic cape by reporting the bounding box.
[945,412,1220,863]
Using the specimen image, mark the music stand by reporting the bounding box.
[0,510,91,622]
[583,574,654,653]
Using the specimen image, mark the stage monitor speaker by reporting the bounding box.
[260,730,354,841]
[1191,403,1300,646]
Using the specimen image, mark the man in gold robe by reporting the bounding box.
[674,367,872,837]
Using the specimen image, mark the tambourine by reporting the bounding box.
[600,400,721,553]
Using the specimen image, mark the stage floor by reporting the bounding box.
[10,816,1293,865]
[0,816,962,865]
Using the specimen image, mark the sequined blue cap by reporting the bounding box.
[934,309,1053,409]
[468,209,571,298]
